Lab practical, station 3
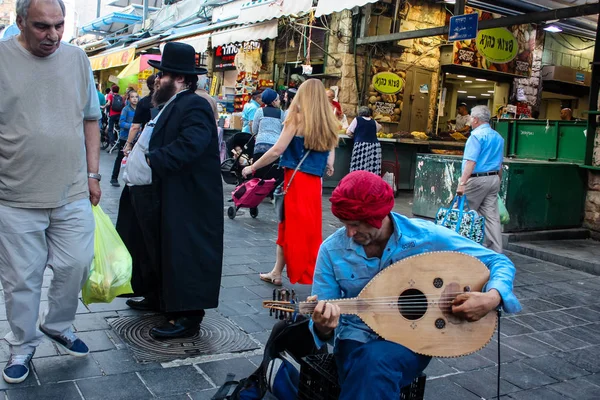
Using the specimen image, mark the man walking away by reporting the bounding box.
[106,84,124,146]
[457,105,504,252]
[111,90,138,186]
[0,0,101,383]
[123,75,155,156]
[117,42,224,339]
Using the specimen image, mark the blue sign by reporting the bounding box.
[576,72,585,83]
[449,13,478,42]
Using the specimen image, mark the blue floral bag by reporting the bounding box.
[435,195,485,245]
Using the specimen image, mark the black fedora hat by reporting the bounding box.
[148,42,208,76]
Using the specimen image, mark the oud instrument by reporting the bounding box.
[263,252,497,358]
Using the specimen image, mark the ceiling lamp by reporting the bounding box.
[543,25,563,33]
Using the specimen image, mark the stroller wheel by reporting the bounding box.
[227,206,236,219]
[250,207,259,218]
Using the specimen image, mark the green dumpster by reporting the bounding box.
[412,154,586,232]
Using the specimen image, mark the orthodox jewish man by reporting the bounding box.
[116,42,223,339]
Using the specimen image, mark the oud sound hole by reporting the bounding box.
[398,289,427,321]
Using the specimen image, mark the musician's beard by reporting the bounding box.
[352,233,373,246]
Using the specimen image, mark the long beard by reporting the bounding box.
[152,80,176,107]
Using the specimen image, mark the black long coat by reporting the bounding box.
[117,90,224,312]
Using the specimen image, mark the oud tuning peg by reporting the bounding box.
[272,288,277,301]
[291,290,296,302]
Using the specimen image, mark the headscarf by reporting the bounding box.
[329,171,394,229]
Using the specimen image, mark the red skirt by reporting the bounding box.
[276,168,322,284]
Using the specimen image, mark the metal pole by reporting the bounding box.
[454,0,465,16]
[96,0,101,18]
[143,0,149,25]
[357,3,599,45]
[585,3,600,165]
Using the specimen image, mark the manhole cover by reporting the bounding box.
[109,314,260,363]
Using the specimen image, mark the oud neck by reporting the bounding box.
[298,298,361,315]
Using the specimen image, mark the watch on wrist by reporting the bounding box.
[88,173,101,181]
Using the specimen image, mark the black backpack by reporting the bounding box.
[111,94,124,112]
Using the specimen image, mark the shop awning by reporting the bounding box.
[315,0,379,18]
[117,54,161,78]
[80,12,142,35]
[176,33,210,53]
[89,46,136,71]
[210,20,278,48]
[238,0,314,24]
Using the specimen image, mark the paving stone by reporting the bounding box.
[3,382,80,400]
[73,312,117,331]
[76,299,90,314]
[527,329,592,351]
[423,358,458,378]
[557,346,600,373]
[545,377,600,400]
[535,270,590,283]
[92,349,162,375]
[32,340,60,359]
[220,275,261,288]
[542,294,596,308]
[582,373,600,386]
[501,335,560,357]
[507,386,574,400]
[76,373,152,400]
[565,307,600,322]
[498,361,558,389]
[448,369,520,398]
[511,314,563,332]
[229,315,270,334]
[221,265,257,276]
[517,298,563,313]
[196,357,257,387]
[535,310,589,327]
[246,354,264,368]
[560,324,600,345]
[498,318,535,336]
[522,354,590,380]
[138,365,212,397]
[524,284,561,297]
[33,355,103,384]
[217,301,259,317]
[423,378,481,400]
[189,389,219,400]
[218,287,261,301]
[478,340,528,364]
[86,297,131,312]
[518,262,566,273]
[511,286,540,300]
[513,273,546,287]
[250,330,271,346]
[0,362,38,390]
[246,284,282,298]
[441,353,495,372]
[57,330,115,354]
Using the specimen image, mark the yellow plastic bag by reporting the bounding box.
[82,205,133,305]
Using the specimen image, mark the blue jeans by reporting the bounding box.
[334,339,431,400]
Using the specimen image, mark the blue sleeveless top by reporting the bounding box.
[279,136,329,177]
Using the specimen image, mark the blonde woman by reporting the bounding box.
[242,79,339,285]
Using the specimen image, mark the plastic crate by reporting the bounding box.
[298,354,426,400]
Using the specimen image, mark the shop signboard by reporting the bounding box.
[452,10,535,77]
[89,48,135,71]
[449,13,478,42]
[214,40,262,70]
[372,71,404,95]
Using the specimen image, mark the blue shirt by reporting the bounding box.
[309,212,520,348]
[241,100,260,133]
[119,104,136,140]
[252,106,285,146]
[462,123,504,174]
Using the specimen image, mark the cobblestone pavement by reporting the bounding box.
[0,151,599,399]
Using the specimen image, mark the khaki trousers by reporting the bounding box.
[0,199,94,355]
[465,175,502,253]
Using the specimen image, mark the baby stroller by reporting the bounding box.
[220,132,255,187]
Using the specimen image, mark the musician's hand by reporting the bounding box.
[452,290,501,322]
[309,296,340,338]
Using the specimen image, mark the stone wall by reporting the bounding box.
[512,27,545,109]
[585,128,600,238]
[325,1,445,129]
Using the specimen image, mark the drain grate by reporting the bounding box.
[109,314,260,363]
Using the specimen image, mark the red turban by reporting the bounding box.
[329,171,395,228]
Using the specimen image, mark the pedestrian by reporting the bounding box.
[560,107,575,121]
[123,75,156,156]
[347,106,383,175]
[110,90,138,187]
[96,83,107,131]
[116,42,223,339]
[326,88,343,121]
[106,84,124,146]
[242,79,338,285]
[282,87,297,111]
[0,0,101,384]
[453,102,471,134]
[241,90,263,133]
[456,105,504,253]
[251,88,285,182]
[310,170,519,399]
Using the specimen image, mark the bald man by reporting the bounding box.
[560,108,574,121]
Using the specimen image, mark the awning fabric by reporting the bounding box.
[80,12,142,34]
[211,20,278,48]
[176,34,210,54]
[238,0,313,24]
[89,47,136,71]
[315,0,378,18]
[117,54,161,78]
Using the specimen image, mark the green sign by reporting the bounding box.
[476,28,518,64]
[372,71,404,95]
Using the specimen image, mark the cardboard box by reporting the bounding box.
[230,114,243,130]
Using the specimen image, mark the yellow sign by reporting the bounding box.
[476,28,518,64]
[372,72,404,95]
[89,48,135,71]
